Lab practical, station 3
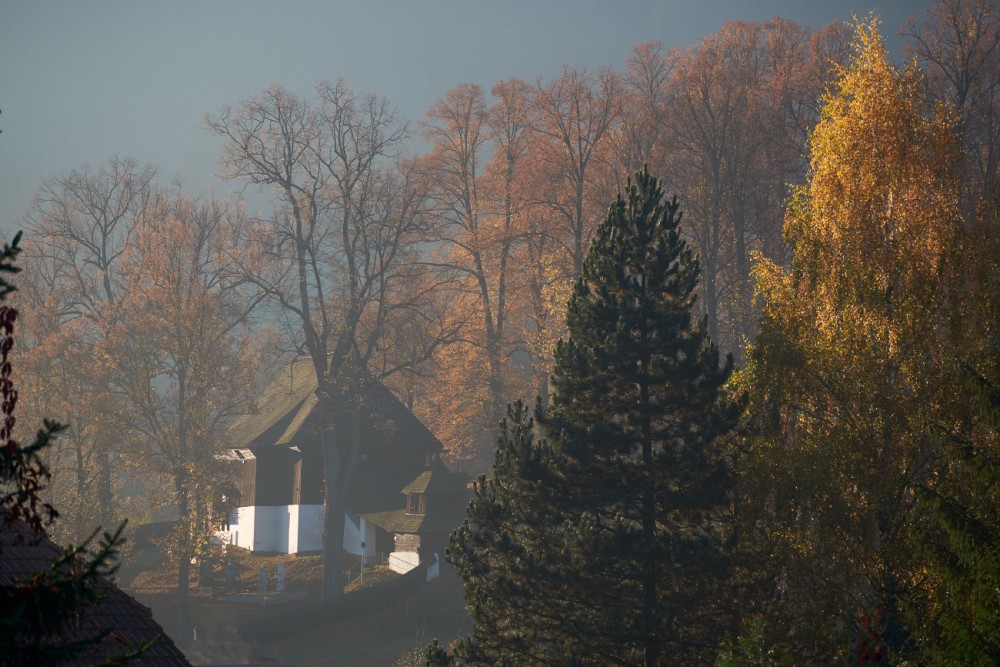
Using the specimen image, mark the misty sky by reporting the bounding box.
[1,0,935,235]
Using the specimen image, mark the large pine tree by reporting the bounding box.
[443,167,741,665]
[444,402,570,665]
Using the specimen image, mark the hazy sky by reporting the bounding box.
[1,1,935,234]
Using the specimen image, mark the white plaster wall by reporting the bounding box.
[360,518,377,559]
[231,506,256,551]
[278,506,290,553]
[388,551,420,574]
[251,506,289,552]
[221,504,355,555]
[296,504,324,553]
[343,512,365,555]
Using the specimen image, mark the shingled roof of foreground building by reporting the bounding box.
[0,520,192,666]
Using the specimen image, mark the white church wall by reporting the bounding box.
[252,506,288,552]
[226,505,256,551]
[343,512,365,555]
[296,504,325,553]
[217,504,363,556]
[388,551,420,574]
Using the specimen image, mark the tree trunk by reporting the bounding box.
[176,477,191,639]
[321,430,346,600]
[74,439,85,516]
[732,199,751,364]
[640,310,658,667]
[176,366,191,638]
[537,371,549,411]
[320,404,363,600]
[703,259,720,345]
[96,445,113,529]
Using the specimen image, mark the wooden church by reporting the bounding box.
[363,455,470,575]
[216,357,444,556]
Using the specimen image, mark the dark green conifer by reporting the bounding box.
[442,167,741,665]
[445,401,574,665]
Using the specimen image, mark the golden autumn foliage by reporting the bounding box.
[14,156,158,541]
[741,17,967,660]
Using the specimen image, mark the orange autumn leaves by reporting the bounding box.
[17,15,971,484]
[14,185,259,541]
[413,21,847,467]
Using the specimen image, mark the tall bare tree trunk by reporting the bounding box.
[320,429,345,600]
[96,446,113,530]
[176,366,191,638]
[320,407,362,600]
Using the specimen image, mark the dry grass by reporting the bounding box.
[129,545,327,593]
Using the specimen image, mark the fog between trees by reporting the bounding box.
[7,2,1000,663]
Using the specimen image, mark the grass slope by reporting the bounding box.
[269,573,470,666]
[125,542,470,666]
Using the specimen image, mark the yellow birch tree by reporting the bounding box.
[740,17,964,662]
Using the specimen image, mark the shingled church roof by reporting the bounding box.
[229,357,442,455]
[364,461,470,534]
[401,464,470,495]
[228,357,316,448]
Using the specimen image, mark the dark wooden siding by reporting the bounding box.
[299,444,324,504]
[293,382,443,512]
[225,455,257,507]
[374,525,394,554]
[253,448,298,506]
[428,491,467,525]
